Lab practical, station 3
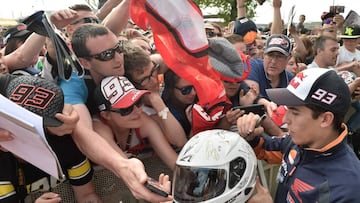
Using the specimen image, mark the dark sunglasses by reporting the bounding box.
[223,80,241,84]
[70,17,100,25]
[88,41,124,61]
[134,62,160,86]
[324,19,336,25]
[206,31,222,38]
[110,98,143,116]
[175,85,194,95]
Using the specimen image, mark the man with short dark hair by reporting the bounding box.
[62,23,173,203]
[308,35,339,69]
[239,68,360,202]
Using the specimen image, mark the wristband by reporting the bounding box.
[158,107,169,120]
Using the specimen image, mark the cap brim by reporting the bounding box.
[204,23,215,29]
[266,88,306,106]
[339,35,360,39]
[209,57,244,80]
[264,47,290,56]
[13,30,31,38]
[43,117,63,127]
[112,90,150,109]
[243,31,258,44]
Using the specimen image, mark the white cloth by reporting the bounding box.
[336,46,360,65]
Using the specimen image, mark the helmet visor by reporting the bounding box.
[173,166,227,202]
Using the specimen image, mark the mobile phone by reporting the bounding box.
[145,177,169,197]
[330,5,345,14]
[232,104,265,116]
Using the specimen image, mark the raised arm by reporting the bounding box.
[96,0,122,20]
[3,33,45,71]
[3,9,78,71]
[145,91,188,147]
[101,0,131,36]
[236,0,246,18]
[270,0,283,35]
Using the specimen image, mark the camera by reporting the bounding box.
[330,5,345,14]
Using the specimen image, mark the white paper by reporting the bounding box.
[0,94,63,179]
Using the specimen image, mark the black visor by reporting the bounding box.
[173,166,227,202]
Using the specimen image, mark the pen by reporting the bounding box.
[246,114,267,137]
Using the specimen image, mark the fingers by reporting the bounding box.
[62,104,73,115]
[158,173,171,194]
[237,113,263,139]
[49,9,79,29]
[35,192,61,203]
[0,128,13,151]
[227,109,244,124]
[55,104,79,124]
[0,128,14,141]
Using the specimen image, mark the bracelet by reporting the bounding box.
[158,107,169,120]
[238,4,245,8]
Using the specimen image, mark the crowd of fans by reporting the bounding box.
[0,0,360,202]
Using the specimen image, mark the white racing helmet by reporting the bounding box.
[173,129,257,203]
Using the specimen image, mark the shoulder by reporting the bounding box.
[60,72,88,104]
[141,113,158,127]
[285,70,294,79]
[250,58,264,68]
[248,59,265,80]
[140,114,162,136]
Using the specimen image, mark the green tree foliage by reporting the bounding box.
[194,0,258,24]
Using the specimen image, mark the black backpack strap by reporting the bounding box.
[0,74,12,96]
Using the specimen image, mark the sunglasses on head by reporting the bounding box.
[175,85,194,95]
[70,17,100,25]
[110,98,143,116]
[88,41,124,61]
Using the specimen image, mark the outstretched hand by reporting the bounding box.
[116,158,173,203]
[49,9,78,29]
[35,192,61,203]
[47,104,79,136]
[236,113,264,140]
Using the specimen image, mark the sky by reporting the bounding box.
[0,0,355,24]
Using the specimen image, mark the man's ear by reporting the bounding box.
[320,111,334,128]
[66,25,75,38]
[78,57,91,70]
[317,47,322,56]
[99,111,111,121]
